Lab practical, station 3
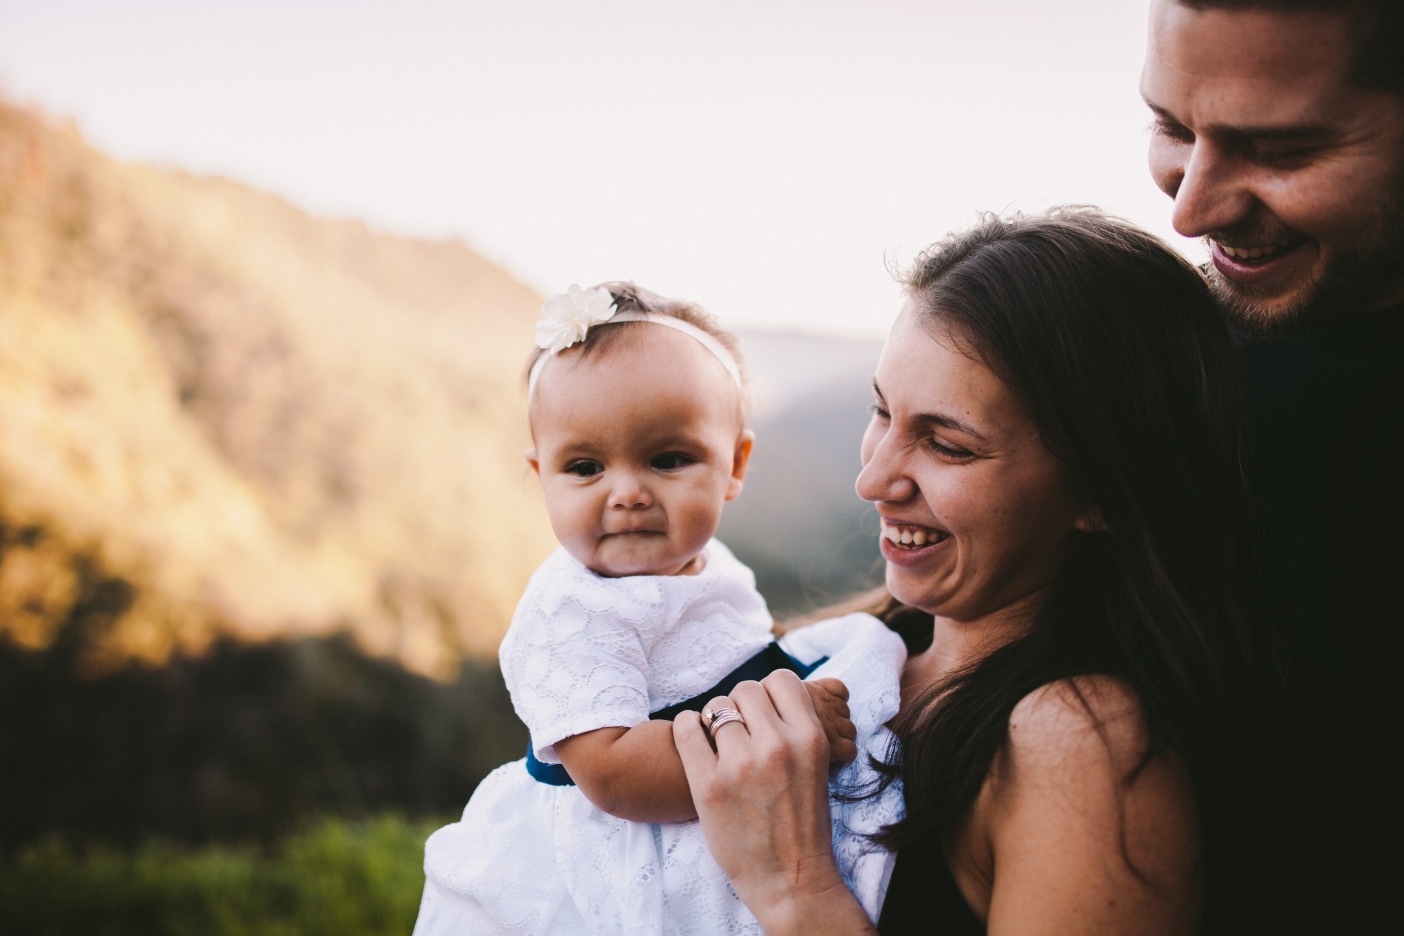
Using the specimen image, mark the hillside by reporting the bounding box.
[0,100,555,676]
[720,330,884,613]
[0,100,889,681]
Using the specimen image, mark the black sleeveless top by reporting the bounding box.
[877,832,984,935]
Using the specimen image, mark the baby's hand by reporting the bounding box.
[804,677,857,765]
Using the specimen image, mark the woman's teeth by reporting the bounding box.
[882,521,942,548]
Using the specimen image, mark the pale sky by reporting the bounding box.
[0,0,1194,339]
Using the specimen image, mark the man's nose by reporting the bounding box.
[1170,141,1254,240]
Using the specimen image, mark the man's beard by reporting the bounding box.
[1213,196,1404,340]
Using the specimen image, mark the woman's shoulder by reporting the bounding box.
[957,675,1201,931]
[983,675,1197,878]
[984,676,1175,822]
[1005,674,1151,765]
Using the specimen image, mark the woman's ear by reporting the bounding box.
[1074,504,1108,533]
[525,448,540,477]
[724,430,755,501]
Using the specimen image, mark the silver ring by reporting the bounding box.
[703,706,745,738]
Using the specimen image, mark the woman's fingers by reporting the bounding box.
[676,678,851,926]
[694,693,752,755]
[674,709,716,767]
[761,669,827,730]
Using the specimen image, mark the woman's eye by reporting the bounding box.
[870,404,891,422]
[566,461,603,478]
[652,453,692,471]
[928,438,975,460]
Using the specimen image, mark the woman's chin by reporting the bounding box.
[883,561,940,613]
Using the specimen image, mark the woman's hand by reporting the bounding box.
[673,670,876,935]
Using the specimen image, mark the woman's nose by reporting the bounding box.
[855,420,914,504]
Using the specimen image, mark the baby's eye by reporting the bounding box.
[651,453,693,471]
[566,460,603,478]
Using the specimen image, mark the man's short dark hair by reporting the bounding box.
[1176,0,1404,94]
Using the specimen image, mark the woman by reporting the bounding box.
[674,208,1278,934]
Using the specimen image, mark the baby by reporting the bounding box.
[414,283,906,934]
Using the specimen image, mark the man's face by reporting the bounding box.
[1141,0,1404,335]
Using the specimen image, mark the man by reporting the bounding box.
[1140,1,1403,931]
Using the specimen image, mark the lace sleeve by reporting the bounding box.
[499,555,666,762]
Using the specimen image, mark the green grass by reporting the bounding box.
[0,814,445,936]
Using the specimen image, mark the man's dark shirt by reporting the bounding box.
[1230,304,1404,934]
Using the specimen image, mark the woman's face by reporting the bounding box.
[857,303,1094,626]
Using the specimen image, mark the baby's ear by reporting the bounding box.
[725,430,755,501]
[525,448,540,477]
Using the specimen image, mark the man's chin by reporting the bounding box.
[1210,257,1403,340]
[1209,270,1331,340]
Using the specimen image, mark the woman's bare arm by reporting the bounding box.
[978,676,1202,936]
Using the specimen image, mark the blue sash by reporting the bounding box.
[524,640,826,786]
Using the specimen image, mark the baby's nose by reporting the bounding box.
[609,471,653,509]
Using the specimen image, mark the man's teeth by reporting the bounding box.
[1218,242,1287,260]
[882,522,939,547]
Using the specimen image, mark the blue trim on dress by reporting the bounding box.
[524,641,827,786]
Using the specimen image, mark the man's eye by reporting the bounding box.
[652,453,692,471]
[1247,144,1313,167]
[567,461,603,478]
[1150,118,1194,144]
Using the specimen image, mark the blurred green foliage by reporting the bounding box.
[0,814,441,936]
[1,602,525,852]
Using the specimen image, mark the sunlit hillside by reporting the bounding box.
[0,100,556,676]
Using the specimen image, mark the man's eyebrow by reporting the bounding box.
[1141,96,1178,122]
[872,379,987,441]
[1142,96,1332,141]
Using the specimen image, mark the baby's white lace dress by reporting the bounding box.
[414,540,906,935]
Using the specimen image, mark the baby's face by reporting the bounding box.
[527,326,752,577]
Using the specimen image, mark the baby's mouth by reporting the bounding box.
[881,520,947,549]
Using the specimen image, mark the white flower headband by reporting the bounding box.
[527,285,743,398]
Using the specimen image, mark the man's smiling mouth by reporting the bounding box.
[1211,236,1306,264]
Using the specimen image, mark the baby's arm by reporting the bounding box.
[554,721,695,823]
[555,677,858,824]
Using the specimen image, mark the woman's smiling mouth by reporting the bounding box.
[881,519,948,549]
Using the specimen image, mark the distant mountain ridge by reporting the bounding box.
[0,100,554,675]
[0,100,887,676]
[722,330,885,615]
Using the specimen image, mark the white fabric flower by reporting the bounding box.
[534,285,619,354]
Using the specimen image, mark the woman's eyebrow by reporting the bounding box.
[872,378,986,441]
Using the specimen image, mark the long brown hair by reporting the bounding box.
[868,209,1283,881]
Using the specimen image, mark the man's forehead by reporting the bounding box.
[1142,0,1360,122]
